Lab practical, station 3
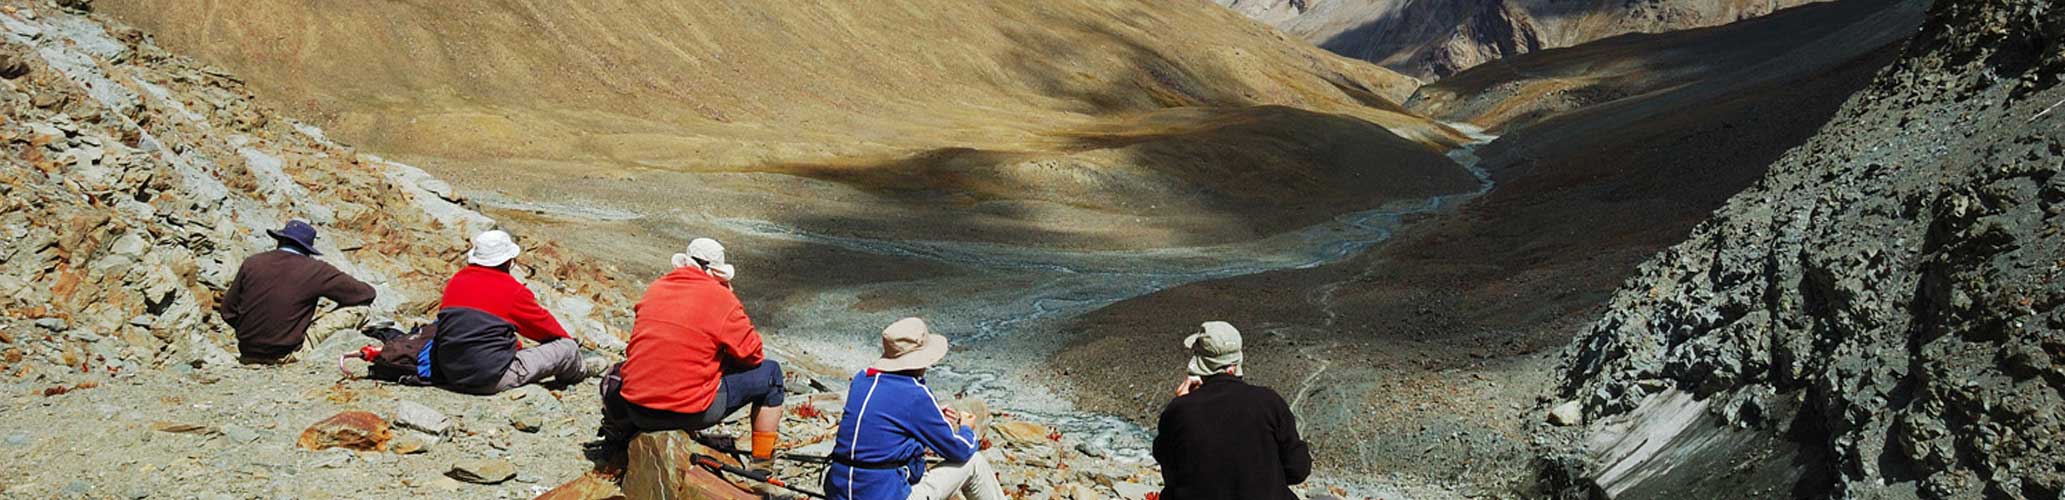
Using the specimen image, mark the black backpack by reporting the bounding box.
[431,308,520,388]
[364,323,436,385]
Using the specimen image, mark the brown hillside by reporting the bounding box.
[99,0,1474,259]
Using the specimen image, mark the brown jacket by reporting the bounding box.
[218,249,376,359]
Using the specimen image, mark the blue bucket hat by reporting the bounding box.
[266,220,322,256]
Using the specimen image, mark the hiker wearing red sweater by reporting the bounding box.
[219,220,376,364]
[588,238,788,478]
[430,230,599,394]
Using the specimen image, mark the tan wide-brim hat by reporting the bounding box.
[871,317,950,372]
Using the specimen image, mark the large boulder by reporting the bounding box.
[621,431,757,500]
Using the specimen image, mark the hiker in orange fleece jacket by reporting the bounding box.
[588,238,786,472]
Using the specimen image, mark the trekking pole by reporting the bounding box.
[691,454,829,500]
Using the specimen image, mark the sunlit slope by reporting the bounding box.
[102,1,1475,251]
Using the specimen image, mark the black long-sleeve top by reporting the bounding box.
[1153,374,1313,500]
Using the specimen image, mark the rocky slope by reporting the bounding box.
[1057,0,1923,494]
[0,1,633,386]
[1541,0,2065,497]
[1408,0,1926,133]
[0,4,1214,499]
[0,3,1432,498]
[1215,0,1823,80]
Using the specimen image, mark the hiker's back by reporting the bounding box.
[628,267,741,342]
[1154,376,1308,500]
[223,250,373,358]
[620,267,762,413]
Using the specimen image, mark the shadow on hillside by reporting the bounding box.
[986,3,1241,114]
[1055,0,1919,433]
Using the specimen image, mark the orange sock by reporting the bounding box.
[751,431,778,461]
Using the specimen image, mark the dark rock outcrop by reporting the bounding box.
[1545,0,2065,498]
[1215,0,1822,80]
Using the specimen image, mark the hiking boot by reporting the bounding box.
[356,315,401,342]
[751,482,801,500]
[581,438,626,469]
[748,456,778,474]
[579,352,613,379]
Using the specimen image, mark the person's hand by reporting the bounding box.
[1173,376,1203,397]
[941,407,964,427]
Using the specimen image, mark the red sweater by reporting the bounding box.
[620,266,765,413]
[438,265,571,344]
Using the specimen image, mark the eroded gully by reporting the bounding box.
[734,124,1499,464]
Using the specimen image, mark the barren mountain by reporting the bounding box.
[100,0,1470,262]
[1061,0,1924,492]
[0,4,1177,498]
[1216,0,1825,79]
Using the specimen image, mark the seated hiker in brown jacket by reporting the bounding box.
[217,220,376,364]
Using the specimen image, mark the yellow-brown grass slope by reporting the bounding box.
[102,0,1477,253]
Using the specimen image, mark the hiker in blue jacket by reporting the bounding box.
[824,317,1006,500]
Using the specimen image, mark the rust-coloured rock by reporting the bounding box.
[992,421,1052,446]
[621,431,756,500]
[296,411,391,452]
[535,472,626,500]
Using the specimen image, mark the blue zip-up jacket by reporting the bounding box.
[824,369,979,500]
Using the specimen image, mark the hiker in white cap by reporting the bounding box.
[1153,321,1311,500]
[428,230,601,394]
[589,237,790,487]
[672,237,736,284]
[824,317,1007,500]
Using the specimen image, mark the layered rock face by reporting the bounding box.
[1216,0,1822,80]
[1546,0,2065,497]
[0,2,629,393]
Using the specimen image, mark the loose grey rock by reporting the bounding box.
[1547,401,1583,426]
[393,400,450,436]
[107,233,148,258]
[221,424,260,444]
[508,409,544,434]
[446,458,517,484]
[390,432,434,455]
[306,449,352,469]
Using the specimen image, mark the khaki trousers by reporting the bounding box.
[907,452,1007,500]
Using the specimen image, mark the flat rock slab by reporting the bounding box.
[393,400,450,435]
[537,472,626,500]
[992,421,1052,446]
[447,458,517,485]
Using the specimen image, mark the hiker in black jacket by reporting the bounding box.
[1152,321,1312,500]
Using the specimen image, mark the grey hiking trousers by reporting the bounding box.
[451,338,585,395]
